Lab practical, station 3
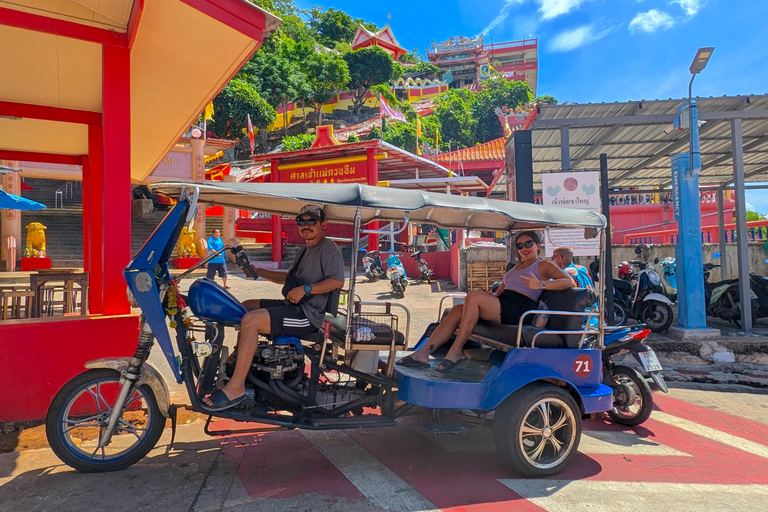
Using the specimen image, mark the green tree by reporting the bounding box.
[433,88,476,147]
[344,47,395,113]
[472,78,532,143]
[534,95,558,105]
[309,7,375,47]
[210,79,275,142]
[281,133,314,151]
[403,61,441,80]
[746,210,767,221]
[300,50,350,126]
[398,50,421,64]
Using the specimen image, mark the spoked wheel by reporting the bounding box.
[46,369,166,473]
[607,365,653,426]
[642,302,673,332]
[493,383,581,477]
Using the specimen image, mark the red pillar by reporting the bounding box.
[270,159,282,267]
[101,44,131,315]
[87,124,104,314]
[366,148,380,251]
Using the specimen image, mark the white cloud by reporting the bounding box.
[629,9,676,33]
[672,0,703,16]
[549,23,613,52]
[538,0,588,20]
[480,0,526,36]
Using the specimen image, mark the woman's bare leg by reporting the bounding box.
[399,305,464,364]
[438,291,502,369]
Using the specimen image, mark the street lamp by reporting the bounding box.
[687,47,714,178]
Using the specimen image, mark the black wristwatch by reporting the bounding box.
[304,284,312,297]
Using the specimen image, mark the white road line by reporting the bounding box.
[652,411,768,460]
[301,430,439,512]
[498,480,768,512]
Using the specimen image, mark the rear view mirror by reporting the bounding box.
[654,258,660,264]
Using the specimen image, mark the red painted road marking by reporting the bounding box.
[653,394,768,447]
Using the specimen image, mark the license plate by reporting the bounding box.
[638,349,663,372]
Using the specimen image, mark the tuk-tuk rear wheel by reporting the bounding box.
[493,382,581,478]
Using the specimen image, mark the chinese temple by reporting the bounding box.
[351,24,407,60]
[427,35,538,94]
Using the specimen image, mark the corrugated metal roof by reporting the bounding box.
[494,95,768,191]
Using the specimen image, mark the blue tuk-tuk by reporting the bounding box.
[45,181,611,477]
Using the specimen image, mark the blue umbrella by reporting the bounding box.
[0,188,46,210]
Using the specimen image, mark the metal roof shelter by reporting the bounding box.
[499,94,768,333]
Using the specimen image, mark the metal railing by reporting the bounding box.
[54,181,74,209]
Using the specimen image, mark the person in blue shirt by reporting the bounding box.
[206,229,228,289]
[552,247,594,290]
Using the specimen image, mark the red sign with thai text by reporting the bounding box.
[279,160,368,184]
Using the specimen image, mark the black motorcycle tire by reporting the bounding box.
[46,369,166,473]
[733,299,759,328]
[641,302,674,332]
[608,365,654,426]
[612,301,628,326]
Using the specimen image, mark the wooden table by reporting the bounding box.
[0,285,35,320]
[29,271,89,318]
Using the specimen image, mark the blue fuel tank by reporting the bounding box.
[187,279,246,325]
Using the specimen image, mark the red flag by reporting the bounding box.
[379,95,407,123]
[247,114,255,155]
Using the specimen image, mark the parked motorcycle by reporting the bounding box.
[385,252,408,298]
[613,259,674,332]
[703,256,760,327]
[361,249,384,281]
[410,250,434,283]
[655,257,678,303]
[593,325,668,426]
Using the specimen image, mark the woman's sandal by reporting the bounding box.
[396,355,429,368]
[436,358,462,373]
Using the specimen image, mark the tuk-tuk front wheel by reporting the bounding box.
[493,383,581,477]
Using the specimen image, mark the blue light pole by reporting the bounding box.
[671,47,714,332]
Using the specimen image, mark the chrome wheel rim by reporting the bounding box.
[518,398,577,469]
[58,377,155,462]
[611,373,643,420]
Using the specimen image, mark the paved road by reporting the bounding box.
[3,273,768,511]
[1,383,767,512]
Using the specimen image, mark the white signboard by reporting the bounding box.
[541,171,600,256]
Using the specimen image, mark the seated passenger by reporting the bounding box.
[552,246,594,290]
[397,231,574,373]
[203,204,345,410]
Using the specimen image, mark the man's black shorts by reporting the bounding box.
[259,299,318,337]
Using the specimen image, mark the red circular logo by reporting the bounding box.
[573,355,593,377]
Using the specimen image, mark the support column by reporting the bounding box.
[1,165,21,271]
[270,160,282,267]
[191,137,206,239]
[717,186,727,279]
[222,175,237,263]
[101,45,130,315]
[670,153,710,333]
[87,124,104,314]
[81,155,91,278]
[599,154,615,325]
[366,148,379,251]
[560,127,570,172]
[731,118,753,333]
[508,130,533,204]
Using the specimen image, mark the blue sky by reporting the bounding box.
[296,0,768,212]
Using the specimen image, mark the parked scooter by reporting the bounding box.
[613,258,674,332]
[385,252,408,298]
[655,257,678,303]
[703,255,760,327]
[410,250,434,283]
[361,249,384,281]
[591,325,668,426]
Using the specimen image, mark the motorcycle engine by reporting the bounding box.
[254,343,302,379]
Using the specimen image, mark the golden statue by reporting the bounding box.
[177,227,198,258]
[25,222,47,258]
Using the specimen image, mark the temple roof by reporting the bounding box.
[433,137,506,164]
[351,24,406,59]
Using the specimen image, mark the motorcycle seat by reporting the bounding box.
[613,280,633,293]
[469,288,596,351]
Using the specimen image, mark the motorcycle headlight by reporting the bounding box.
[648,271,661,286]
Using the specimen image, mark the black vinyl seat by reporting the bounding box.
[469,288,596,350]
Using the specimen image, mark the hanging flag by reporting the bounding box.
[435,128,439,150]
[379,95,407,123]
[247,114,255,155]
[416,118,422,138]
[204,102,214,121]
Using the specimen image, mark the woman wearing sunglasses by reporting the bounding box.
[397,231,573,372]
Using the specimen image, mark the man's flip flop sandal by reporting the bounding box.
[396,355,429,368]
[203,389,247,411]
[436,358,462,373]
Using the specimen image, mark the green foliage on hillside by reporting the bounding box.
[281,133,314,151]
[344,47,396,112]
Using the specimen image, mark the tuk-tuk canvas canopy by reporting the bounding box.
[151,181,606,231]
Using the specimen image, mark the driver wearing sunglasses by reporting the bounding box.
[204,204,345,410]
[398,230,573,373]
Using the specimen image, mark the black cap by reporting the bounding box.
[297,204,325,222]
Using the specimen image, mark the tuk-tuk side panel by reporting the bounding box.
[480,363,579,411]
[498,348,604,388]
[397,376,487,409]
[580,384,614,414]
